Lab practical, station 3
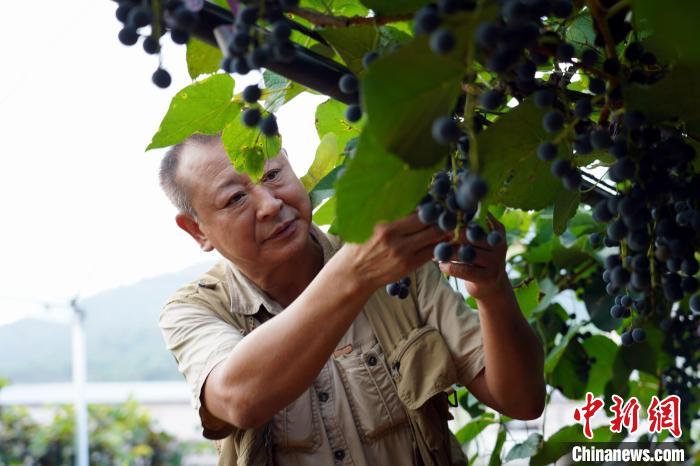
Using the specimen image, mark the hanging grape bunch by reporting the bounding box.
[112,0,303,89]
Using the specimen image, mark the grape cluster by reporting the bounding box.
[112,0,305,89]
[219,0,301,76]
[586,114,700,346]
[412,1,477,55]
[386,277,411,299]
[113,0,205,88]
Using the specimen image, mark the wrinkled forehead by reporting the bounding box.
[179,141,288,198]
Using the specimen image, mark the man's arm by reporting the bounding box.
[203,216,449,430]
[462,275,546,421]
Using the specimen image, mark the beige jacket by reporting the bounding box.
[158,222,485,465]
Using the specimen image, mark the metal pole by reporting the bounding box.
[71,300,89,466]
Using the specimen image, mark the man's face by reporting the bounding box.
[178,139,312,269]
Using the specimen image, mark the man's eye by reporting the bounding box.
[263,169,281,181]
[228,193,245,205]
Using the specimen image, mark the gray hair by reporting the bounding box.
[159,133,221,219]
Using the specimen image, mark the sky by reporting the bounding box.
[0,0,327,324]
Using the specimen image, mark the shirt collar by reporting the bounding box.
[223,221,343,316]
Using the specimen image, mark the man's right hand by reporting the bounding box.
[336,211,452,291]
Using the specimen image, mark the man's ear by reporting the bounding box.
[176,213,214,252]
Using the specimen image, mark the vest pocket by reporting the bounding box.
[334,340,409,441]
[271,388,321,452]
[387,325,458,452]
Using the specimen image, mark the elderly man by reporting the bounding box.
[158,133,545,466]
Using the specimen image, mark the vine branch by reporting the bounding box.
[288,7,412,27]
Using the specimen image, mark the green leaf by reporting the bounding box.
[147,74,239,150]
[315,99,361,151]
[300,0,368,17]
[262,70,306,113]
[335,128,439,242]
[581,335,618,396]
[361,34,463,168]
[550,338,589,399]
[551,235,596,270]
[186,39,223,80]
[310,165,345,208]
[553,187,580,235]
[319,24,378,75]
[301,133,342,191]
[478,99,569,210]
[488,423,506,466]
[313,196,336,226]
[454,412,496,444]
[376,25,412,55]
[505,433,542,461]
[625,64,700,135]
[359,0,429,15]
[544,322,585,374]
[631,0,700,64]
[514,279,541,319]
[582,274,618,332]
[564,12,596,56]
[221,117,282,180]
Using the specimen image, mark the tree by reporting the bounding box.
[112,0,699,462]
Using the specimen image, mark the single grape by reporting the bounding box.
[152,68,171,88]
[271,21,291,42]
[458,244,476,262]
[399,276,411,287]
[143,36,159,54]
[631,328,646,342]
[418,202,440,224]
[434,242,454,261]
[170,28,189,44]
[620,331,633,346]
[533,89,555,108]
[386,282,400,296]
[438,210,457,232]
[431,116,460,144]
[338,74,358,94]
[345,104,362,123]
[487,230,501,246]
[242,85,261,103]
[118,27,139,46]
[429,28,455,54]
[397,285,409,299]
[542,111,564,133]
[589,78,606,95]
[259,114,279,136]
[574,98,592,119]
[537,142,557,161]
[242,108,261,127]
[479,90,504,110]
[362,51,379,68]
[414,6,441,35]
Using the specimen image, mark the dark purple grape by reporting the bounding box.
[259,114,278,136]
[152,68,171,88]
[458,244,476,262]
[242,108,261,127]
[242,85,261,103]
[430,28,456,54]
[537,142,557,161]
[338,74,358,94]
[345,104,362,122]
[543,111,564,132]
[434,242,454,261]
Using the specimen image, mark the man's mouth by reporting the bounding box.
[266,219,296,242]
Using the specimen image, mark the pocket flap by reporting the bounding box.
[388,325,458,411]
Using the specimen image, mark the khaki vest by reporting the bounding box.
[168,235,469,466]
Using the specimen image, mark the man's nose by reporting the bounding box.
[254,185,283,220]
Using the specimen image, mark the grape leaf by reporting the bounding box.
[319,24,378,75]
[221,117,282,180]
[313,196,336,226]
[300,0,368,17]
[262,70,306,113]
[147,74,239,150]
[186,38,223,80]
[550,338,589,399]
[564,12,596,56]
[553,185,580,235]
[310,165,344,208]
[315,98,361,150]
[504,433,542,461]
[531,425,624,466]
[581,335,618,396]
[632,0,700,65]
[478,99,569,210]
[514,278,541,319]
[624,64,700,135]
[335,128,439,242]
[359,0,430,15]
[361,35,463,168]
[454,412,496,444]
[301,133,342,191]
[544,322,584,374]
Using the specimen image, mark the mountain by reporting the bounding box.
[0,261,217,384]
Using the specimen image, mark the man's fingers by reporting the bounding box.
[402,224,452,253]
[438,260,489,280]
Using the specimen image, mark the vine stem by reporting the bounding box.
[288,7,411,27]
[586,0,617,60]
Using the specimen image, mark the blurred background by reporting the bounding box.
[0,1,659,465]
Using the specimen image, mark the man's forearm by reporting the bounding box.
[475,276,546,419]
[212,247,376,429]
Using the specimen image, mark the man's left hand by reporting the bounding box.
[436,211,510,301]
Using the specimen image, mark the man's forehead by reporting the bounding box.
[180,142,286,188]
